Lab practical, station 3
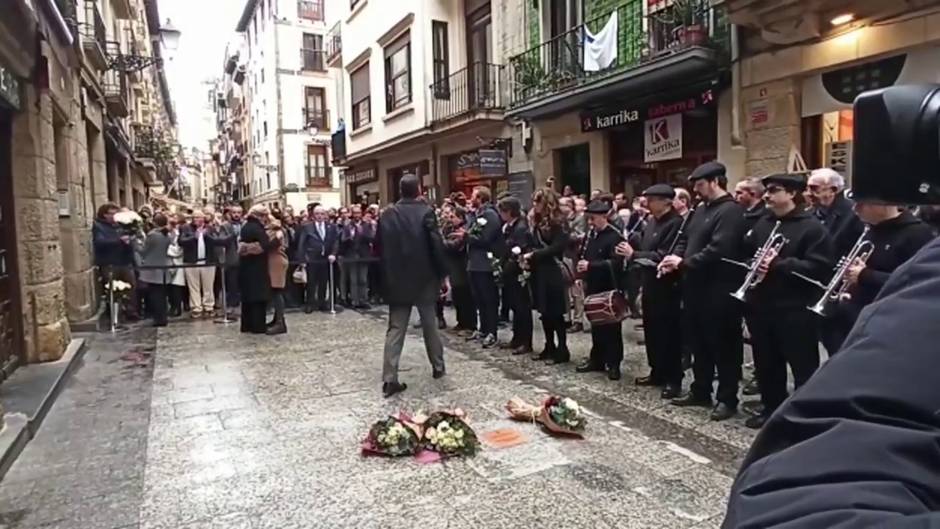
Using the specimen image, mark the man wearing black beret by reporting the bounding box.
[616,184,686,398]
[658,161,747,421]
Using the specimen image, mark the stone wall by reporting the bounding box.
[740,78,801,179]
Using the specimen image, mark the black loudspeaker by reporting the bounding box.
[853,84,940,205]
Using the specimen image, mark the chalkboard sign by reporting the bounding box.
[479,149,507,178]
[507,171,534,209]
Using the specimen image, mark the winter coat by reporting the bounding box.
[466,204,503,273]
[631,208,685,294]
[214,221,243,267]
[582,224,623,296]
[340,220,376,260]
[442,222,469,287]
[814,194,865,257]
[237,217,273,303]
[266,225,289,289]
[92,219,133,268]
[742,202,768,234]
[297,220,340,263]
[679,194,747,295]
[178,223,220,265]
[530,222,570,317]
[501,217,534,284]
[376,198,446,306]
[137,228,171,285]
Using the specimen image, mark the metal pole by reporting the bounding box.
[329,259,336,315]
[109,267,117,333]
[216,249,234,325]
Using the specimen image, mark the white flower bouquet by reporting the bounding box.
[506,395,587,438]
[361,414,422,457]
[420,410,480,457]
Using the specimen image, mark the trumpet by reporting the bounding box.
[724,221,788,302]
[796,227,875,316]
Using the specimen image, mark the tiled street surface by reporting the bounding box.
[0,308,755,528]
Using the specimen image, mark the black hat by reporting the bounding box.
[761,173,807,192]
[585,199,612,214]
[642,184,676,199]
[688,161,726,182]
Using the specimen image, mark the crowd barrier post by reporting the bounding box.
[329,259,336,315]
[108,266,117,333]
[215,248,235,325]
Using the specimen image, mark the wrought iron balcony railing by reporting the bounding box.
[305,166,331,188]
[326,23,342,64]
[301,49,326,72]
[303,108,330,131]
[102,69,129,117]
[507,0,729,108]
[298,0,325,22]
[430,63,505,124]
[80,1,107,67]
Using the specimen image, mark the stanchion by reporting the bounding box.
[108,267,117,333]
[329,259,336,315]
[215,250,236,325]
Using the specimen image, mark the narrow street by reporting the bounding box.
[0,309,752,529]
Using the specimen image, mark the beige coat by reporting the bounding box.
[266,225,289,289]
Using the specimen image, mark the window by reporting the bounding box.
[432,21,449,98]
[350,63,371,129]
[263,121,268,137]
[298,0,324,22]
[384,33,411,112]
[301,33,324,71]
[306,145,330,187]
[304,87,327,130]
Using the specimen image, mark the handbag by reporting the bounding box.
[583,260,628,326]
[536,227,575,285]
[292,265,308,284]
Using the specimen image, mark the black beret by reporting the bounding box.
[688,161,726,182]
[642,184,676,199]
[585,199,612,214]
[762,173,807,192]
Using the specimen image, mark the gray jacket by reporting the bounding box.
[214,221,242,267]
[137,228,172,285]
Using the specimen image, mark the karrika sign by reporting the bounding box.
[644,114,682,162]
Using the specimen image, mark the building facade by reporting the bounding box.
[233,0,342,212]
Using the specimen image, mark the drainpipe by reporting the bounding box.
[730,23,743,147]
[273,9,287,205]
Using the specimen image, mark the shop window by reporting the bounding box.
[384,32,412,112]
[350,63,371,129]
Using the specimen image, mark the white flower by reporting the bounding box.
[476,217,488,226]
[511,246,522,256]
[438,420,450,431]
[486,252,494,259]
[108,280,132,292]
[113,211,142,225]
[454,429,464,440]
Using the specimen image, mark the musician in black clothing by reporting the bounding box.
[497,196,535,354]
[658,161,747,421]
[739,173,834,429]
[575,199,626,381]
[734,177,768,233]
[824,200,935,353]
[617,184,686,398]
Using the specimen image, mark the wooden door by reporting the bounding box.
[0,112,23,378]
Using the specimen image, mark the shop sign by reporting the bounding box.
[644,114,682,162]
[507,171,535,209]
[346,166,377,185]
[0,67,21,110]
[826,141,853,180]
[581,86,716,132]
[749,99,769,127]
[479,149,507,178]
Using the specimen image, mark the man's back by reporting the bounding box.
[378,198,445,306]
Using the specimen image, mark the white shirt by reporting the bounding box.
[196,228,206,261]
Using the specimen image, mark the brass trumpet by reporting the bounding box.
[795,227,875,316]
[724,221,788,302]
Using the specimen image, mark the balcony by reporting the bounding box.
[300,49,326,72]
[331,130,346,164]
[305,166,331,188]
[298,0,325,22]
[103,70,129,118]
[507,0,729,118]
[303,108,330,132]
[430,63,505,126]
[80,1,108,71]
[326,23,342,66]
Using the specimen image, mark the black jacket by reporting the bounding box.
[297,220,340,263]
[850,211,935,308]
[442,222,469,287]
[742,202,768,234]
[680,194,746,291]
[377,198,446,306]
[237,217,274,303]
[815,194,865,257]
[178,224,220,265]
[583,224,623,296]
[530,222,570,317]
[743,208,834,310]
[632,209,685,291]
[723,237,940,529]
[466,204,503,272]
[92,219,133,267]
[501,217,533,282]
[340,220,375,260]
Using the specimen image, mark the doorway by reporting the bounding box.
[466,1,493,109]
[0,110,23,378]
[558,143,590,196]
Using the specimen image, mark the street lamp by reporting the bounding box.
[160,19,182,52]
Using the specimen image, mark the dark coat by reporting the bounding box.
[680,194,747,293]
[466,204,503,272]
[723,237,940,529]
[632,209,685,293]
[377,198,446,306]
[742,202,768,234]
[178,223,220,264]
[582,224,623,296]
[237,217,273,303]
[501,217,533,284]
[340,220,375,260]
[93,219,134,267]
[742,208,834,310]
[136,228,171,285]
[214,221,243,267]
[442,222,469,287]
[530,222,570,317]
[297,220,340,263]
[814,194,865,257]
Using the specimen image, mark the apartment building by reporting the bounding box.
[211,37,251,209]
[235,0,342,211]
[331,0,527,206]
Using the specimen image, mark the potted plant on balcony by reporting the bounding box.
[670,0,707,48]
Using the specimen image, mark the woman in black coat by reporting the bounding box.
[238,206,275,334]
[523,188,571,364]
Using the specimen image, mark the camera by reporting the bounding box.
[853,84,940,205]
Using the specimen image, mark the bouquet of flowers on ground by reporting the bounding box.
[420,410,480,457]
[506,396,541,422]
[113,210,143,233]
[468,216,488,238]
[361,413,422,457]
[542,396,587,437]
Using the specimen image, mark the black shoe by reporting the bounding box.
[742,401,765,416]
[671,394,712,408]
[432,369,446,379]
[660,384,682,399]
[535,345,554,360]
[575,361,605,373]
[499,341,517,350]
[512,346,532,356]
[744,413,769,430]
[266,323,287,335]
[607,366,622,380]
[710,402,737,421]
[742,378,760,396]
[551,347,571,365]
[634,375,662,387]
[481,334,497,348]
[266,320,276,328]
[567,322,583,333]
[681,354,692,371]
[465,331,482,342]
[382,382,407,398]
[438,320,447,330]
[304,306,315,314]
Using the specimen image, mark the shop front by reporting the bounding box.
[0,64,24,377]
[346,164,380,206]
[581,80,722,198]
[446,147,510,199]
[387,160,429,203]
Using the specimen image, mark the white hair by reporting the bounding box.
[810,168,846,191]
[248,204,269,217]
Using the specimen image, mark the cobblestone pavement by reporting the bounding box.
[0,308,756,529]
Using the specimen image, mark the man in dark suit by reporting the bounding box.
[297,205,339,312]
[497,196,534,354]
[376,174,448,398]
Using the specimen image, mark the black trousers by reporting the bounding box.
[747,307,820,413]
[506,280,533,348]
[306,262,330,310]
[624,268,642,316]
[641,285,683,386]
[145,282,167,326]
[685,290,743,406]
[452,283,476,330]
[241,301,268,333]
[225,265,240,308]
[500,285,511,321]
[589,322,623,368]
[469,271,499,336]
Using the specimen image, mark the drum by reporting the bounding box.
[584,290,628,326]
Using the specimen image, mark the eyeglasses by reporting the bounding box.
[765,185,786,194]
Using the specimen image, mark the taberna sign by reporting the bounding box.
[580,84,717,133]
